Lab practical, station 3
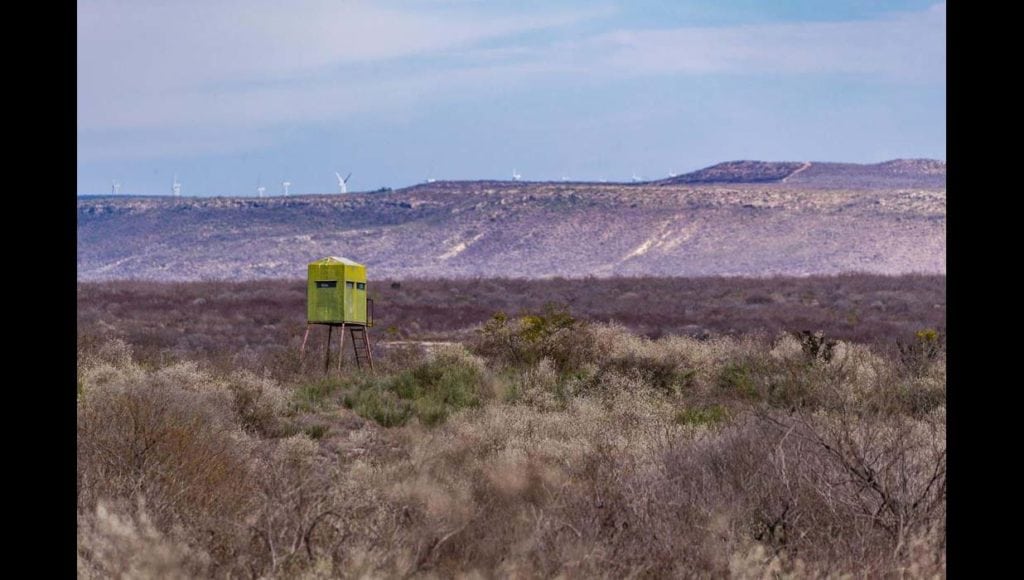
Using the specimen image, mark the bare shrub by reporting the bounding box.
[78,500,206,579]
[76,310,945,577]
[470,304,600,375]
[506,358,565,410]
[245,435,343,577]
[759,408,945,555]
[78,338,147,395]
[77,354,258,574]
[896,328,946,376]
[728,543,808,579]
[226,370,288,436]
[794,329,838,363]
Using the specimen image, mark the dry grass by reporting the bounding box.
[78,299,945,577]
[77,274,945,378]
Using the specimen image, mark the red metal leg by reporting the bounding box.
[364,328,374,372]
[324,325,333,374]
[338,323,346,372]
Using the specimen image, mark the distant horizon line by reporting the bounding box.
[78,157,946,197]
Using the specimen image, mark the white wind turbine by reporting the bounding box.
[172,174,182,197]
[257,184,266,198]
[512,169,521,181]
[335,171,351,194]
[111,180,121,195]
[631,172,642,183]
[282,181,291,196]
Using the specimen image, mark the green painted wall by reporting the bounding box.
[306,257,368,324]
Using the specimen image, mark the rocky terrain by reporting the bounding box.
[77,159,945,280]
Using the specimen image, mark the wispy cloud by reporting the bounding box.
[77,1,944,162]
[77,1,592,86]
[588,2,945,81]
[77,1,601,130]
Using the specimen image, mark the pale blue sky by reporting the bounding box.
[77,0,945,196]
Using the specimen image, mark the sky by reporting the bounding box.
[77,0,945,196]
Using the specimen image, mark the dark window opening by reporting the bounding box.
[316,281,337,288]
[356,282,366,290]
[346,281,355,288]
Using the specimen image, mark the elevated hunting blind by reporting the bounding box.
[301,256,374,371]
[307,256,370,325]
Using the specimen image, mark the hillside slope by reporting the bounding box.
[657,159,946,189]
[78,162,946,281]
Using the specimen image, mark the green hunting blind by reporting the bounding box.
[302,256,374,371]
[307,256,372,325]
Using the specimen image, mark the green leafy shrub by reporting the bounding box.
[344,387,413,427]
[675,404,729,427]
[717,361,759,399]
[292,378,345,413]
[342,347,485,427]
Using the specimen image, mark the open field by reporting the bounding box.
[78,274,945,373]
[77,275,945,577]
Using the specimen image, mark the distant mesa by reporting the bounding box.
[875,159,946,175]
[659,161,807,184]
[397,159,945,190]
[657,159,945,189]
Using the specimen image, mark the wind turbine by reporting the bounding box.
[111,180,121,195]
[631,172,642,183]
[282,181,291,196]
[335,171,351,194]
[255,175,267,198]
[512,169,521,181]
[172,174,182,197]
